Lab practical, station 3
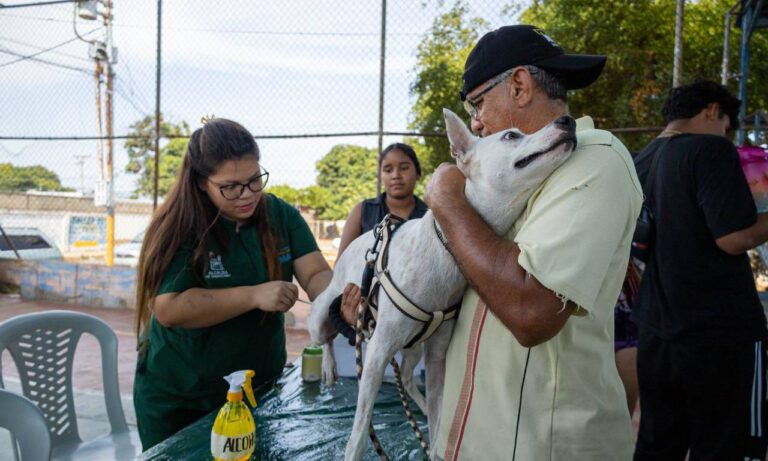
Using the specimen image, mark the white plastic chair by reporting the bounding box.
[0,388,51,461]
[0,310,140,460]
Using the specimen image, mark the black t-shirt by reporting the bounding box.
[631,134,766,340]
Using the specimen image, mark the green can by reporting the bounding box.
[301,345,322,383]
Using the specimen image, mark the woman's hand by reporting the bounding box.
[253,281,299,312]
[340,283,361,325]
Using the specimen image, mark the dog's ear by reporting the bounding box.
[443,108,474,161]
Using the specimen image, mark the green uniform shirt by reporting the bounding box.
[134,195,319,449]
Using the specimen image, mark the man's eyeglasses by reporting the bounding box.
[463,66,538,119]
[208,168,270,200]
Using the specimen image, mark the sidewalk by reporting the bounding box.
[0,293,312,457]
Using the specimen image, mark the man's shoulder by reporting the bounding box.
[576,127,628,155]
[674,133,737,157]
[570,129,637,179]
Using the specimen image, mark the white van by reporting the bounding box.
[0,227,63,260]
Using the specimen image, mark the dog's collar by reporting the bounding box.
[433,220,450,252]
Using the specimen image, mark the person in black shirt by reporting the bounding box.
[335,142,427,315]
[336,142,427,257]
[632,81,768,461]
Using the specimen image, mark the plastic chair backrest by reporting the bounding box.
[0,388,52,461]
[0,310,128,449]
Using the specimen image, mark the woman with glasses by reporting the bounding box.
[132,118,333,450]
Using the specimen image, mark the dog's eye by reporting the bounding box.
[502,131,522,140]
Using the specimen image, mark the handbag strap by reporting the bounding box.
[643,135,676,200]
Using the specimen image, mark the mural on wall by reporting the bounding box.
[68,215,106,251]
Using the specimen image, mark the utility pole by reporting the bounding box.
[673,0,685,87]
[104,0,115,266]
[376,0,387,196]
[76,0,116,265]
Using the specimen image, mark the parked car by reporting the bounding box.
[0,227,63,260]
[114,230,145,267]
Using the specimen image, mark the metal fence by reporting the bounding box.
[0,0,513,262]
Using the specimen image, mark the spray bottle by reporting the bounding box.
[211,370,257,461]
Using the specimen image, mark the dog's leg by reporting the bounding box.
[344,329,403,461]
[322,341,337,387]
[399,345,427,416]
[424,322,453,460]
[308,287,339,346]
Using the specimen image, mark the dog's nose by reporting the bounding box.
[554,116,576,131]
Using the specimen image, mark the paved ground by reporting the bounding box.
[0,293,312,458]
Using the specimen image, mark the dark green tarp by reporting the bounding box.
[137,363,429,460]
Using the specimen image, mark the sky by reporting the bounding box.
[0,0,517,198]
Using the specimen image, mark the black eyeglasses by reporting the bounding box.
[208,168,270,200]
[463,66,539,119]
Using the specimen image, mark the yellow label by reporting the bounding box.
[211,402,255,461]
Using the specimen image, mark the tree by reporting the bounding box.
[521,0,768,151]
[315,144,378,220]
[409,2,487,172]
[268,184,301,205]
[407,1,768,154]
[124,115,191,198]
[0,163,73,192]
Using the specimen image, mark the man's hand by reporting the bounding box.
[425,163,466,210]
[340,283,361,325]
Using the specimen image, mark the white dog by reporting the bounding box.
[308,109,576,461]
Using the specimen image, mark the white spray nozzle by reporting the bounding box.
[223,369,256,407]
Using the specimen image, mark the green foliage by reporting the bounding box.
[408,1,768,154]
[124,115,191,198]
[409,2,487,172]
[315,144,378,220]
[268,184,301,205]
[521,0,768,151]
[268,184,332,216]
[0,163,73,192]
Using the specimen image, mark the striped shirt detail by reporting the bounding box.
[444,300,489,461]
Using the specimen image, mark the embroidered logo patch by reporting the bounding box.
[206,253,232,279]
[278,246,292,264]
[533,28,562,49]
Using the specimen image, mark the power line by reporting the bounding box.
[0,0,77,9]
[0,34,93,62]
[113,78,150,116]
[0,47,92,74]
[0,12,422,36]
[119,59,153,114]
[0,27,100,69]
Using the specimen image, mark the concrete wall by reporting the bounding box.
[0,259,137,309]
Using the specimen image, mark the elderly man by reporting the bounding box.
[426,25,641,460]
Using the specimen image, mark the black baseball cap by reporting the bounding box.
[461,25,607,100]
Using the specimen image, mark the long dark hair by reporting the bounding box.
[135,118,281,344]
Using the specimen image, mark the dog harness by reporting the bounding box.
[366,214,461,348]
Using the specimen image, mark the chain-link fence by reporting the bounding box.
[1,0,515,265]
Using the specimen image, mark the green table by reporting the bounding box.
[137,363,429,460]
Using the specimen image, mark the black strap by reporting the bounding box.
[329,294,356,346]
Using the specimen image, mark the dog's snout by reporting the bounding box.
[554,116,576,132]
